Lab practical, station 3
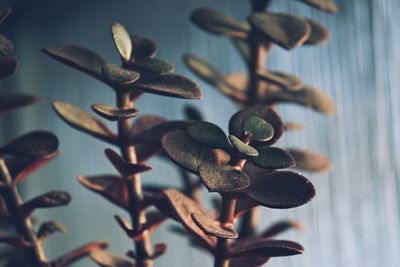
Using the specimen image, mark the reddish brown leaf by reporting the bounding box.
[52,241,108,267]
[92,103,139,121]
[149,243,167,259]
[90,250,135,267]
[37,221,68,241]
[191,213,238,239]
[104,148,151,176]
[21,191,71,217]
[77,175,128,210]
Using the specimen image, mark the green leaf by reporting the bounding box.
[304,18,330,45]
[257,69,304,90]
[134,58,174,74]
[130,34,159,60]
[52,101,117,144]
[91,103,139,121]
[134,74,202,99]
[250,147,295,169]
[1,131,58,158]
[228,135,258,157]
[287,148,332,172]
[198,163,250,193]
[249,12,310,50]
[111,22,132,62]
[263,85,336,115]
[294,0,338,14]
[102,63,140,86]
[229,106,284,145]
[186,121,230,149]
[242,116,274,142]
[162,129,218,174]
[191,213,238,239]
[191,7,250,38]
[243,171,315,209]
[43,45,107,81]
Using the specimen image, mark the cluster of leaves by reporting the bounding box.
[43,22,202,267]
[0,7,106,267]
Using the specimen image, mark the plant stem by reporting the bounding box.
[247,36,266,105]
[116,93,153,267]
[0,158,47,267]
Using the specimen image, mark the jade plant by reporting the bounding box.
[183,0,337,240]
[43,22,201,267]
[0,7,106,267]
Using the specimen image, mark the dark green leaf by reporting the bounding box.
[263,85,336,115]
[226,238,303,258]
[130,34,159,60]
[111,22,132,62]
[1,131,58,158]
[92,103,139,121]
[191,213,238,239]
[228,135,258,157]
[250,147,295,169]
[162,129,218,174]
[242,116,274,142]
[134,74,202,99]
[295,0,338,14]
[43,45,107,81]
[0,56,18,80]
[102,63,140,86]
[229,106,284,145]
[0,93,40,114]
[304,18,330,45]
[0,34,13,55]
[287,148,332,172]
[243,171,315,209]
[249,12,310,50]
[52,101,118,144]
[133,58,174,74]
[198,163,250,193]
[186,121,230,149]
[191,7,250,38]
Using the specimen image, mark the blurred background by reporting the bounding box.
[1,0,399,266]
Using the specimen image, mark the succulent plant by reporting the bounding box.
[0,7,106,267]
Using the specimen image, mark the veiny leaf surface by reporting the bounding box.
[162,129,218,173]
[249,12,310,50]
[244,171,315,209]
[198,163,250,193]
[250,147,295,169]
[186,121,230,149]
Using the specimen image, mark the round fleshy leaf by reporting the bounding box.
[52,101,117,144]
[229,106,284,145]
[242,116,274,142]
[191,7,250,38]
[228,135,258,157]
[186,121,230,149]
[0,34,13,55]
[134,74,202,99]
[295,0,338,14]
[304,18,330,45]
[43,45,107,81]
[162,129,218,174]
[0,131,58,158]
[226,238,303,258]
[243,171,315,209]
[287,148,332,172]
[92,103,139,121]
[0,56,18,80]
[133,58,174,74]
[198,163,250,193]
[102,64,140,86]
[257,69,304,90]
[263,85,336,115]
[249,12,310,50]
[0,93,40,114]
[111,22,132,62]
[183,54,241,95]
[130,34,159,60]
[250,147,295,169]
[191,213,238,239]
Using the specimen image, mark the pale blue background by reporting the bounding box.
[1,0,399,266]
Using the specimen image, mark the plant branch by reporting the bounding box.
[116,92,153,267]
[0,158,47,267]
